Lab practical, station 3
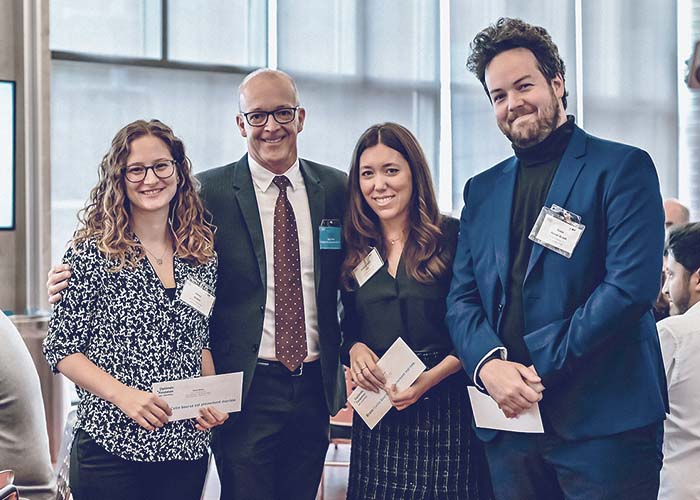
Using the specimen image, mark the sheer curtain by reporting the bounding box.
[50,0,441,263]
[277,0,440,177]
[678,0,700,217]
[50,61,245,261]
[582,0,678,198]
[449,1,577,211]
[50,0,681,261]
[448,1,677,211]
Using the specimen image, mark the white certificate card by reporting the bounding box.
[152,372,243,421]
[467,386,544,433]
[348,337,426,430]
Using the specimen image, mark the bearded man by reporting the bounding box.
[446,17,668,500]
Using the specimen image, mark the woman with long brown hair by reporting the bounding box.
[43,119,227,500]
[340,122,492,499]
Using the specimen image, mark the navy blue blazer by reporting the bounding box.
[446,125,668,441]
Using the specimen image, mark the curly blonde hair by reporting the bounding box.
[72,119,215,270]
[340,122,452,290]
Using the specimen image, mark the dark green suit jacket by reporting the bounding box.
[197,154,348,418]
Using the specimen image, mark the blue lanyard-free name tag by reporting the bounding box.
[319,219,342,250]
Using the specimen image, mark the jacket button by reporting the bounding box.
[498,304,503,311]
[259,305,264,312]
[252,344,258,353]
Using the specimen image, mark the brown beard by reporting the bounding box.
[502,87,563,148]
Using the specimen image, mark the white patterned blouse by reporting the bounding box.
[44,238,217,462]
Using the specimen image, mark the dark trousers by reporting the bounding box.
[484,422,663,500]
[69,429,209,500]
[212,360,329,500]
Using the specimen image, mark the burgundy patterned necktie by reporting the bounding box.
[272,175,307,371]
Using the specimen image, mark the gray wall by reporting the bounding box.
[0,0,23,312]
[0,0,51,314]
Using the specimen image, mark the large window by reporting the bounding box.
[50,61,245,261]
[51,0,162,58]
[50,1,681,263]
[581,0,677,198]
[449,0,577,210]
[278,0,439,179]
[678,0,700,217]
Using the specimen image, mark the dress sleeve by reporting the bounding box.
[43,242,103,373]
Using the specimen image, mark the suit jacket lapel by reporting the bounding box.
[525,125,588,281]
[300,159,324,294]
[492,158,519,291]
[232,155,267,288]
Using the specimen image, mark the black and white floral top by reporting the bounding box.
[43,238,217,462]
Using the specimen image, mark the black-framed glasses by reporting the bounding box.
[123,160,177,183]
[240,106,300,127]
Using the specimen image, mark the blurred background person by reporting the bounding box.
[664,198,691,230]
[43,119,227,500]
[340,122,492,500]
[657,222,700,500]
[0,311,56,500]
[655,198,692,321]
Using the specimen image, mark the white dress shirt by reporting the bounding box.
[248,156,320,362]
[657,301,700,500]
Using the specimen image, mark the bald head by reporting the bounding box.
[238,68,300,111]
[664,198,690,229]
[235,67,306,174]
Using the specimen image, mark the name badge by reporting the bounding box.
[352,247,384,287]
[528,204,585,258]
[180,278,215,316]
[319,219,342,250]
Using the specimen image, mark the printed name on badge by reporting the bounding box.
[352,247,384,287]
[180,279,215,316]
[528,205,585,258]
[319,219,342,250]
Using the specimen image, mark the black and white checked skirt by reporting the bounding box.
[347,351,493,500]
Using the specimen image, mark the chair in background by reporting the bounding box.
[0,470,18,500]
[317,367,354,499]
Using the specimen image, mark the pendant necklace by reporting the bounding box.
[385,229,405,246]
[141,242,168,265]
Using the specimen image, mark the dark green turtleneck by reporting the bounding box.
[501,115,575,365]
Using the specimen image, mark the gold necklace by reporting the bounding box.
[385,230,405,246]
[142,244,168,265]
[137,238,170,265]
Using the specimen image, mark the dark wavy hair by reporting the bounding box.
[467,17,568,109]
[340,123,452,290]
[73,119,215,270]
[667,222,700,274]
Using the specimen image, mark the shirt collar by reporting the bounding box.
[248,155,302,193]
[686,300,700,316]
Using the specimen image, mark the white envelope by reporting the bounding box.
[347,337,426,430]
[467,386,544,433]
[152,372,243,421]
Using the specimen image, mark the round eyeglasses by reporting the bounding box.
[240,106,300,127]
[123,160,177,183]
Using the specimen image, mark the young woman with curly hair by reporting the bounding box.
[43,119,227,500]
[340,122,493,500]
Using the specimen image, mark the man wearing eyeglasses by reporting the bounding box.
[198,69,347,500]
[46,69,347,500]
